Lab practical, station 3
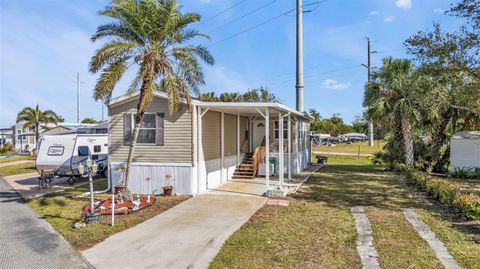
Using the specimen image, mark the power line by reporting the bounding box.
[207,0,328,48]
[198,0,246,26]
[208,0,279,34]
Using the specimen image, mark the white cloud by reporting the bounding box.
[395,0,412,10]
[433,8,444,13]
[369,11,380,16]
[384,16,395,23]
[321,79,351,91]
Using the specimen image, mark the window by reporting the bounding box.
[78,146,90,156]
[137,114,156,144]
[274,121,288,139]
[124,113,164,145]
[93,145,101,153]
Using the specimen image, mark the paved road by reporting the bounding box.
[0,178,91,269]
[83,189,266,269]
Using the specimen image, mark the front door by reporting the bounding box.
[253,121,265,149]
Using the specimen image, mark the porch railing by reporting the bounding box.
[252,145,266,177]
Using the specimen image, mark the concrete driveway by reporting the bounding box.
[0,178,90,269]
[83,191,266,269]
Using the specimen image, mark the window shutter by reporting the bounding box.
[124,113,132,145]
[156,112,164,146]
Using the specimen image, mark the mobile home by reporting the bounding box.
[108,91,312,195]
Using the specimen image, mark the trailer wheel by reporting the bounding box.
[67,177,75,185]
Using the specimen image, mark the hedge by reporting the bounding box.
[402,167,480,220]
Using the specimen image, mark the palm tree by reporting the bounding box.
[199,91,218,102]
[365,57,424,166]
[89,0,214,190]
[219,92,240,102]
[16,105,61,148]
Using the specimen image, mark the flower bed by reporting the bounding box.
[82,195,156,215]
[401,167,480,220]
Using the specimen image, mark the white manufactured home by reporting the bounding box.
[450,131,480,170]
[108,91,312,195]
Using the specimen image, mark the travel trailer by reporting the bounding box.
[36,134,108,184]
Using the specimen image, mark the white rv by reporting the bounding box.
[36,134,108,184]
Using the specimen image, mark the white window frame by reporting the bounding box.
[131,113,157,145]
[274,120,288,140]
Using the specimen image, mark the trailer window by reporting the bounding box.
[78,146,90,156]
[47,146,64,156]
[93,145,101,153]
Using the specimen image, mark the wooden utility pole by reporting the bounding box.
[367,38,374,146]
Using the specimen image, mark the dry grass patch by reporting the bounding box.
[28,180,189,250]
[0,155,35,163]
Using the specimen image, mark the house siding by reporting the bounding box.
[201,111,221,161]
[224,113,237,157]
[109,96,193,163]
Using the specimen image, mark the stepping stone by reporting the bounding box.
[351,206,381,269]
[402,209,462,269]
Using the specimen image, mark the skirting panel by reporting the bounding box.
[110,163,193,195]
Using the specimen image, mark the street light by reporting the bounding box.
[79,157,100,224]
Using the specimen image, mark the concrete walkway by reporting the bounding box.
[0,178,90,269]
[0,159,34,167]
[403,209,462,269]
[351,206,381,269]
[83,192,266,269]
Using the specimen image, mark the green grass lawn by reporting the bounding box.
[0,162,37,177]
[0,154,35,163]
[210,158,480,269]
[313,140,386,155]
[28,180,190,250]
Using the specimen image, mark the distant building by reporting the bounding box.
[0,127,14,146]
[13,122,108,152]
[450,131,480,170]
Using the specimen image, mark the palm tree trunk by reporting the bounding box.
[401,115,414,166]
[35,123,39,153]
[123,68,154,192]
[428,111,451,172]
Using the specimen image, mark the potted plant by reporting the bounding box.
[162,173,174,196]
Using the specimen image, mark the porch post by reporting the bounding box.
[237,114,240,165]
[265,108,270,191]
[295,120,299,174]
[288,114,292,179]
[279,112,284,188]
[197,107,202,194]
[221,112,224,183]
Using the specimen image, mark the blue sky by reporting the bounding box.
[0,0,464,126]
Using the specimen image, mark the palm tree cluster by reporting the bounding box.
[16,105,62,147]
[365,0,480,172]
[90,0,214,189]
[199,87,280,103]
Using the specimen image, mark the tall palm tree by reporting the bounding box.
[199,91,218,102]
[365,57,423,166]
[89,0,214,190]
[16,105,61,148]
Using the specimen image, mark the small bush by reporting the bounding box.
[450,166,480,180]
[452,193,480,220]
[0,142,14,154]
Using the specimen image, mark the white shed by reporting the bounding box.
[450,131,480,170]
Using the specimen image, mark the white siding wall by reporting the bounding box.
[451,139,480,169]
[111,162,193,195]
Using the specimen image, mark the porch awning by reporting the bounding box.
[196,102,310,120]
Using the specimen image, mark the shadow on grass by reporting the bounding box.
[293,163,480,238]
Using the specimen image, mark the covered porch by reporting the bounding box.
[196,102,311,197]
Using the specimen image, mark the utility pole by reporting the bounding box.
[76,72,80,123]
[367,38,374,146]
[296,0,304,113]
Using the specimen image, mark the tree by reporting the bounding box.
[16,105,61,147]
[81,117,100,124]
[89,0,214,190]
[199,91,218,102]
[366,57,425,166]
[199,87,281,103]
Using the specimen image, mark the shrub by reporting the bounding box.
[452,193,480,220]
[450,166,480,180]
[402,168,480,220]
[0,142,14,154]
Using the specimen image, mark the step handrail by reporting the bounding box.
[252,145,266,177]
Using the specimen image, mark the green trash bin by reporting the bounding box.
[269,157,277,173]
